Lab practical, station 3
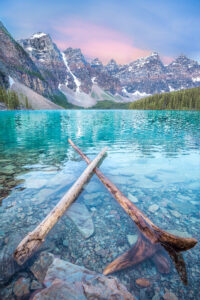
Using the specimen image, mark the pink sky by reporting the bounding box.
[53,19,173,65]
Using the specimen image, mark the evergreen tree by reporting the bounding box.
[25,96,29,109]
[129,87,200,111]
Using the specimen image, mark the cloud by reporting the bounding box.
[53,19,152,64]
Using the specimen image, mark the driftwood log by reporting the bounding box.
[68,139,197,284]
[13,146,107,265]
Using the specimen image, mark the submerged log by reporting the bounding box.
[103,235,159,275]
[68,139,197,283]
[13,146,107,265]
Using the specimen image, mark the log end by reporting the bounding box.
[13,235,43,265]
[160,234,198,252]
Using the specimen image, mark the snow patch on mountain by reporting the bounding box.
[61,52,81,93]
[9,76,15,87]
[192,77,200,82]
[31,32,47,39]
[132,91,151,97]
[169,85,175,92]
[26,47,33,52]
[122,87,150,100]
[92,77,96,83]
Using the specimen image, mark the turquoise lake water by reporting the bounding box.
[0,110,200,299]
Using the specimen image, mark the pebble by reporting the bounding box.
[163,292,178,300]
[63,239,68,247]
[128,193,138,203]
[136,278,151,287]
[1,169,15,175]
[152,292,160,300]
[148,204,159,213]
[170,210,181,218]
[127,234,138,245]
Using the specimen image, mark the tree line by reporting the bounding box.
[129,87,200,110]
[0,85,30,110]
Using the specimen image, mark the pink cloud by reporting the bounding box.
[53,19,152,64]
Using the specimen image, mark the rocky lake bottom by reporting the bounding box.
[0,110,200,299]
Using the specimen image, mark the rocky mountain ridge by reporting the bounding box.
[18,30,200,101]
[1,20,200,108]
[0,22,52,97]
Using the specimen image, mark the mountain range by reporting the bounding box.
[1,21,200,108]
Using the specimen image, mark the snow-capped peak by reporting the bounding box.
[31,32,47,39]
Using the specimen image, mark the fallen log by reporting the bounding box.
[13,146,107,265]
[103,235,159,275]
[68,139,197,283]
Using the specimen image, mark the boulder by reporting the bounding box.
[33,278,86,300]
[31,252,135,300]
[30,252,54,283]
[13,277,30,297]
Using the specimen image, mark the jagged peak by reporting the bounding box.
[169,54,198,66]
[63,47,87,65]
[91,58,103,66]
[129,51,162,67]
[107,59,117,66]
[176,54,188,59]
[64,47,82,55]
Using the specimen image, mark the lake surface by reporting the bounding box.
[0,110,200,299]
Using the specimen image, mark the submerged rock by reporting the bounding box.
[127,234,138,245]
[33,278,87,300]
[0,283,14,300]
[31,252,135,300]
[13,277,30,297]
[128,193,138,203]
[170,210,181,218]
[66,202,94,238]
[83,192,103,206]
[136,278,151,288]
[85,182,101,193]
[0,232,25,283]
[163,292,178,300]
[82,275,135,300]
[148,204,159,213]
[31,280,43,290]
[30,252,54,283]
[0,168,15,175]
